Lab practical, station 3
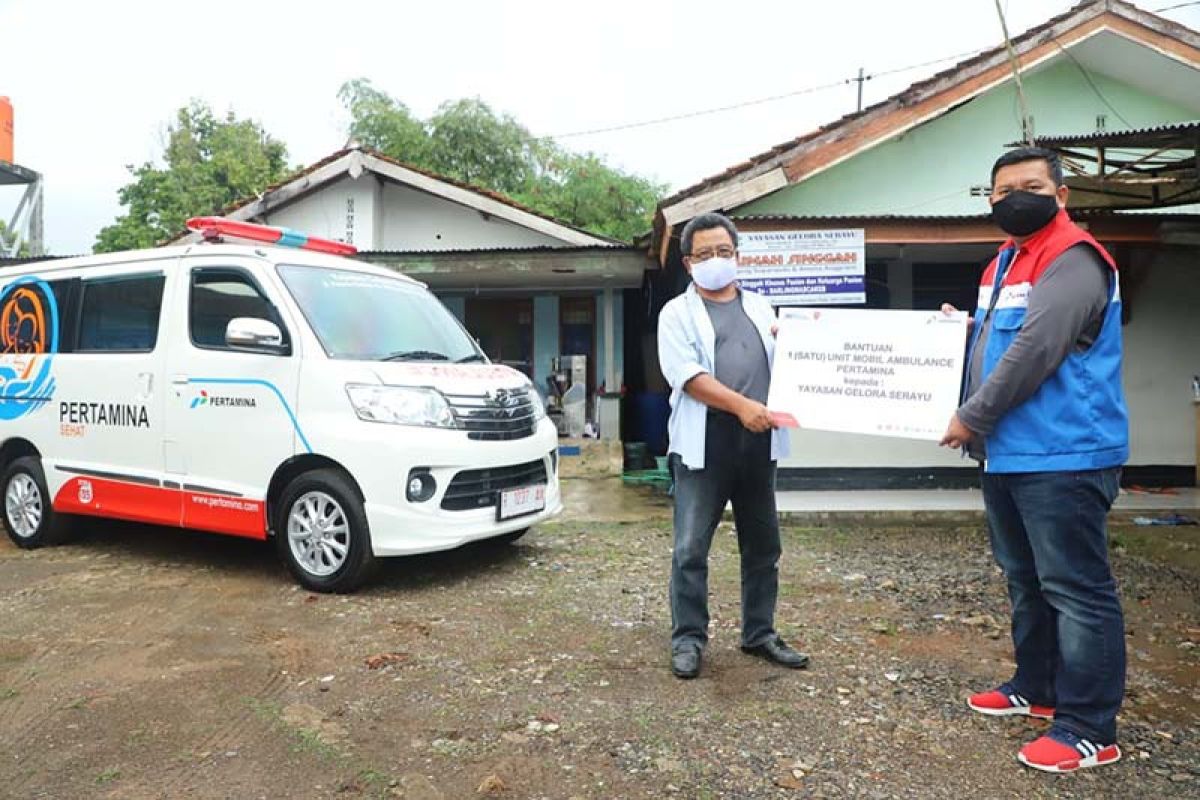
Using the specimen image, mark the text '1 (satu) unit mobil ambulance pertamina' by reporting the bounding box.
[0,218,562,591]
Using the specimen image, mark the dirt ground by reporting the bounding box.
[1,479,1197,800]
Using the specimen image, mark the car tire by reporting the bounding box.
[2,456,74,549]
[275,468,376,593]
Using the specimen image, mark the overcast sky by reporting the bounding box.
[1,0,1198,254]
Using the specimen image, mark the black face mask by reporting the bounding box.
[991,190,1059,237]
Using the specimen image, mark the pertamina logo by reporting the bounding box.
[191,389,257,410]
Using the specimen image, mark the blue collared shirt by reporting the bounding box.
[657,284,790,470]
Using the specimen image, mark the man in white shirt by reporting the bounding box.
[657,212,809,679]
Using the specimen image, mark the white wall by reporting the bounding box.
[1122,249,1200,466]
[378,182,565,251]
[267,175,378,248]
[266,174,572,252]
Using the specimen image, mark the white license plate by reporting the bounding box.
[498,484,546,520]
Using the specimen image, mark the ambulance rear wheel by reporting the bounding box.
[276,469,376,593]
[2,457,73,549]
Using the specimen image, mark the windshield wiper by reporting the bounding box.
[381,350,450,362]
[455,354,488,363]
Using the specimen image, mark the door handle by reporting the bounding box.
[136,372,154,400]
[172,374,190,386]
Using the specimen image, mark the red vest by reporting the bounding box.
[979,209,1116,302]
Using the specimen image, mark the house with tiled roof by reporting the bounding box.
[635,0,1200,487]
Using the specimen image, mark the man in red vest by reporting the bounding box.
[941,147,1129,773]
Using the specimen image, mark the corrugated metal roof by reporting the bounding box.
[731,214,993,222]
[357,244,643,257]
[0,245,645,270]
[1031,119,1200,148]
[731,210,1200,223]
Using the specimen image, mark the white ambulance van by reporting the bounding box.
[0,218,562,591]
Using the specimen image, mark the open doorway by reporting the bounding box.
[559,296,596,397]
[465,298,534,378]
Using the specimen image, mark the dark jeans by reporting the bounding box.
[981,468,1125,743]
[670,412,781,652]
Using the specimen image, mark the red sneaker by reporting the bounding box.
[1018,729,1121,773]
[967,682,1054,720]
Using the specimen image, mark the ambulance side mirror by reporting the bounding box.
[226,317,289,355]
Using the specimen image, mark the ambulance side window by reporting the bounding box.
[49,279,79,353]
[189,268,291,354]
[76,274,166,353]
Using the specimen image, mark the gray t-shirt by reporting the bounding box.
[959,243,1111,460]
[703,292,771,405]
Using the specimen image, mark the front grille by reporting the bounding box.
[445,387,537,441]
[440,459,548,511]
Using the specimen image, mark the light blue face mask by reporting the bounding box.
[691,257,737,291]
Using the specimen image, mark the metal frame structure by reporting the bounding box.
[0,160,43,257]
[1030,120,1200,210]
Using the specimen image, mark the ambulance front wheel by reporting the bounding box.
[2,456,74,549]
[276,469,377,593]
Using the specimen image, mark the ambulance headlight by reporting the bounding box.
[527,386,546,421]
[346,384,456,428]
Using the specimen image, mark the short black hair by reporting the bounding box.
[991,146,1064,187]
[680,212,739,256]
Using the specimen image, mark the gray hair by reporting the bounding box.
[680,212,739,257]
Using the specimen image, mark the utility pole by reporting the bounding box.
[994,0,1035,144]
[853,67,867,112]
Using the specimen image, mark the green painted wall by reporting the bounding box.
[737,61,1198,218]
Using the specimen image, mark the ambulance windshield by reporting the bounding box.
[278,265,482,363]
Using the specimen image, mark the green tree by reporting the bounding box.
[336,79,427,164]
[517,151,663,242]
[341,80,664,242]
[95,102,291,252]
[0,219,30,257]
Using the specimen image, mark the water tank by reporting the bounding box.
[0,97,12,163]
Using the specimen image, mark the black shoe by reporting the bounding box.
[671,646,702,679]
[741,636,810,669]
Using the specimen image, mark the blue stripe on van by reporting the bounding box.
[187,377,313,454]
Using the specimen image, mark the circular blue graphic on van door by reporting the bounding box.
[0,276,59,420]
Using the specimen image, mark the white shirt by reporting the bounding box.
[657,283,790,470]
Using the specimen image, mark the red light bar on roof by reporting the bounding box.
[185,217,358,256]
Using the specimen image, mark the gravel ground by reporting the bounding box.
[0,481,1196,799]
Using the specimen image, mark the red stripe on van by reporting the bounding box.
[183,491,267,540]
[54,477,182,528]
[53,478,267,540]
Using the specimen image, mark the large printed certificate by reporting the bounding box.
[767,308,970,441]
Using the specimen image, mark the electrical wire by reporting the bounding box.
[1153,2,1200,12]
[543,3,1196,141]
[543,47,988,140]
[1052,40,1134,129]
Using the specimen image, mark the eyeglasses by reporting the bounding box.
[687,246,735,261]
